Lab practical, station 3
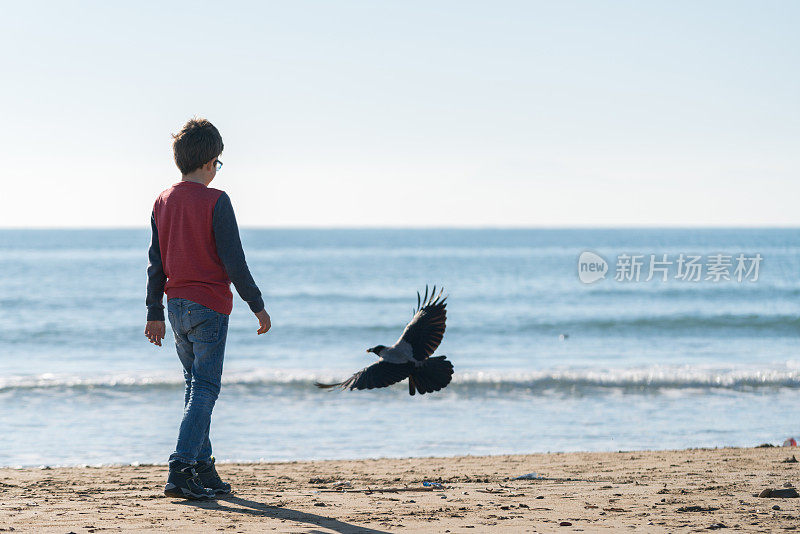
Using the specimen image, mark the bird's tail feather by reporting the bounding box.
[408,356,454,395]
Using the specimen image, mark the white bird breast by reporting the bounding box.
[379,340,414,364]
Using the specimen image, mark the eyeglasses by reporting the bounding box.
[214,159,223,172]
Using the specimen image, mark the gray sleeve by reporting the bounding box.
[212,192,265,314]
[146,209,167,321]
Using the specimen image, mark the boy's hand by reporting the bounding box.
[255,309,271,335]
[145,320,166,346]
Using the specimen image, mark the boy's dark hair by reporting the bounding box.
[172,118,224,175]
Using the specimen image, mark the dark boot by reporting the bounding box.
[164,460,216,500]
[195,456,232,495]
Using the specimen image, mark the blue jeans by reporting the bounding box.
[167,298,229,466]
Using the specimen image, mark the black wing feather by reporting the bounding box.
[315,361,413,391]
[399,285,447,361]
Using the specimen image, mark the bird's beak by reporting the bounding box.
[365,349,370,353]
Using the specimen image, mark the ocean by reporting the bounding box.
[0,228,798,467]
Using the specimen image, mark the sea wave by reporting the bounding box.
[1,313,797,347]
[522,313,800,332]
[3,366,800,393]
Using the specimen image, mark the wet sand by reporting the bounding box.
[1,447,798,533]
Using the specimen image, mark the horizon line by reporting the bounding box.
[1,224,799,231]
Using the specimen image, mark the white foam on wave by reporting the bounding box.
[453,366,800,389]
[2,364,800,392]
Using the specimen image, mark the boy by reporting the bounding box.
[144,118,271,500]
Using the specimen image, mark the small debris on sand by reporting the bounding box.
[308,477,336,484]
[512,473,544,480]
[758,488,799,498]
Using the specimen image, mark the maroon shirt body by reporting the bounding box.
[153,181,233,314]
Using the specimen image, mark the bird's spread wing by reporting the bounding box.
[315,361,413,391]
[398,285,447,361]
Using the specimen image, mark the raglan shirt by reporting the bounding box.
[145,181,264,321]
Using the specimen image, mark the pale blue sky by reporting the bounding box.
[0,1,797,228]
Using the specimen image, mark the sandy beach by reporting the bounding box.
[1,447,798,533]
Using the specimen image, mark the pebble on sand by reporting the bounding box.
[758,488,799,498]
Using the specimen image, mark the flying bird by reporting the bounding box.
[315,285,454,395]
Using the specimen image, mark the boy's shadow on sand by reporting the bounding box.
[177,494,390,534]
